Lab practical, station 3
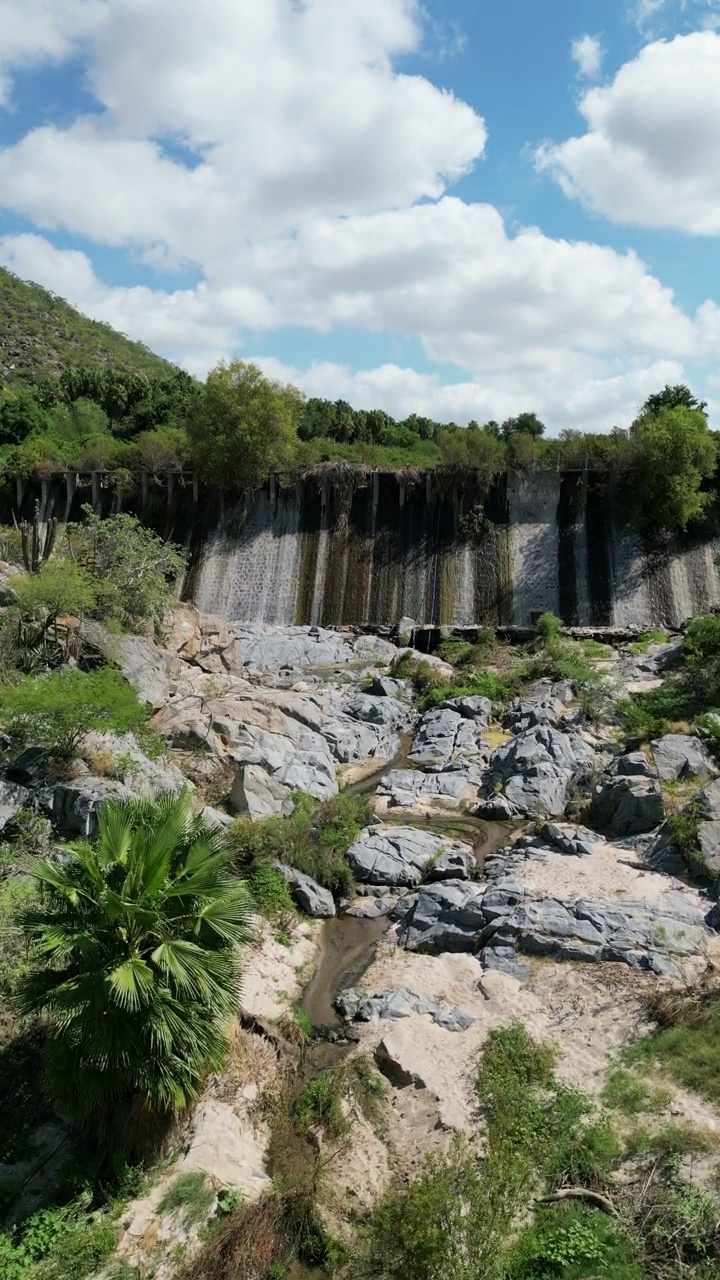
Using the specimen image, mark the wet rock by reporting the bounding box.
[651,734,718,784]
[346,825,475,888]
[278,865,336,918]
[590,776,664,836]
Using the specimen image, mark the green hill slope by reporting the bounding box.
[0,266,175,383]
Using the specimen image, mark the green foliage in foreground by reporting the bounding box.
[17,790,252,1138]
[0,1201,117,1280]
[231,789,374,904]
[365,1024,620,1280]
[624,988,720,1107]
[66,508,186,632]
[0,666,147,756]
[363,1022,720,1280]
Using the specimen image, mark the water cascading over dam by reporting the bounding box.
[190,469,720,629]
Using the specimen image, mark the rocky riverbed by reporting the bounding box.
[5,610,720,1276]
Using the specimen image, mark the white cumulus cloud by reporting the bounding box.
[538,31,720,233]
[571,34,603,80]
[0,0,718,432]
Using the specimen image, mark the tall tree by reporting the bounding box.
[18,791,252,1146]
[501,412,545,440]
[190,360,303,487]
[636,384,708,421]
[627,405,718,531]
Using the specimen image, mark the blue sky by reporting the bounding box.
[1,0,719,432]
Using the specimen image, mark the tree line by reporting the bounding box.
[1,360,717,534]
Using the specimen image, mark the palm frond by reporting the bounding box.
[106,956,156,1011]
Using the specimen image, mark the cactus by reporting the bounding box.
[20,500,57,573]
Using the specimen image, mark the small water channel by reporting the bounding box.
[281,730,515,1276]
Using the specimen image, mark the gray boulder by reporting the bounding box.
[542,822,602,858]
[230,764,295,819]
[409,707,488,768]
[51,777,135,838]
[367,676,408,699]
[612,751,655,778]
[278,865,336,918]
[482,723,596,818]
[336,986,474,1032]
[590,776,664,836]
[345,825,475,888]
[690,779,720,879]
[651,734,718,784]
[437,695,492,723]
[397,879,487,953]
[0,780,31,832]
[482,890,707,980]
[377,764,485,810]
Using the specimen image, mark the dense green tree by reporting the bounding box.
[626,405,718,532]
[189,360,303,487]
[1,666,147,756]
[10,560,97,630]
[67,508,186,631]
[0,388,50,446]
[18,791,252,1136]
[501,412,546,440]
[637,383,708,421]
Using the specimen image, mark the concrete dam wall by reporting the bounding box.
[190,470,720,629]
[3,467,718,629]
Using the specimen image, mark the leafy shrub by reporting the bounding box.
[293,1073,348,1139]
[0,666,147,756]
[504,1202,643,1280]
[231,790,372,902]
[536,611,562,645]
[248,864,295,920]
[0,1203,117,1280]
[66,508,186,631]
[9,561,97,626]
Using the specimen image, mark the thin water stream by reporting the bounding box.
[278,731,515,1276]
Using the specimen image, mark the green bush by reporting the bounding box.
[536,612,563,646]
[0,666,147,756]
[0,1203,117,1280]
[231,790,372,903]
[293,1073,348,1140]
[10,561,97,625]
[504,1202,643,1280]
[66,508,186,632]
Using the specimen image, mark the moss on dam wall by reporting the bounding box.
[3,468,719,628]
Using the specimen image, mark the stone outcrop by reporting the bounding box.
[336,987,475,1032]
[478,724,597,819]
[651,733,718,783]
[346,825,476,888]
[590,776,664,836]
[278,864,336,918]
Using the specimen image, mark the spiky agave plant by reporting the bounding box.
[18,789,253,1140]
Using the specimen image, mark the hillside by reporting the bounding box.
[0,265,176,384]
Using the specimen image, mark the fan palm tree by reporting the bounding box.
[18,789,253,1136]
